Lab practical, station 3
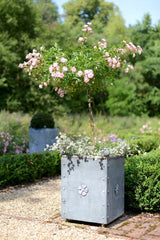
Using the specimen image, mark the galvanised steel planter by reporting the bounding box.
[29,127,59,153]
[61,155,124,224]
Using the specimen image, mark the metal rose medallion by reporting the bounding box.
[78,184,89,197]
[114,184,120,195]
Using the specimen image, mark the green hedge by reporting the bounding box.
[125,149,160,212]
[128,135,159,155]
[0,151,61,188]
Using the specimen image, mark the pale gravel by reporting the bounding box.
[0,177,126,240]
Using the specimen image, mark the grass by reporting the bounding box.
[0,110,31,138]
[55,113,160,141]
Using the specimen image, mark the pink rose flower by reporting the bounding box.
[19,63,24,68]
[117,62,121,68]
[84,75,89,83]
[87,69,94,79]
[105,52,109,57]
[107,57,112,63]
[62,66,68,72]
[138,46,142,54]
[26,53,32,59]
[78,37,84,43]
[87,27,92,31]
[60,57,67,63]
[128,65,134,71]
[77,71,83,77]
[53,62,59,69]
[125,68,129,73]
[71,66,76,73]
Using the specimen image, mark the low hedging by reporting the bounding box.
[128,134,159,155]
[0,151,61,188]
[125,149,160,212]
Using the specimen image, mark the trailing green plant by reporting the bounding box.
[30,112,55,129]
[46,132,133,159]
[0,151,61,188]
[125,149,160,211]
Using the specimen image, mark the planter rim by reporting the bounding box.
[62,154,125,160]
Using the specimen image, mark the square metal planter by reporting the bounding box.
[61,155,124,224]
[29,127,59,153]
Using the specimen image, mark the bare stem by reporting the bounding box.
[87,88,95,149]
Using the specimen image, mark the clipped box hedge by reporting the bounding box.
[0,151,61,188]
[125,149,160,212]
[128,134,159,154]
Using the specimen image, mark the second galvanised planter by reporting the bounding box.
[29,127,59,153]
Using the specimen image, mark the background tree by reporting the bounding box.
[105,14,160,116]
[62,0,127,47]
[33,0,59,24]
[128,14,160,116]
[0,0,41,111]
[0,0,64,113]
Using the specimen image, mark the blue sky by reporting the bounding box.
[53,0,160,26]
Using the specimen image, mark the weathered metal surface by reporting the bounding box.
[61,155,124,224]
[29,127,59,153]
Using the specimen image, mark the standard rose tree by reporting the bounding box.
[19,22,142,147]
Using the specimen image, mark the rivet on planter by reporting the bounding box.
[104,150,110,157]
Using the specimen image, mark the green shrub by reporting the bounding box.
[30,112,55,129]
[125,149,160,211]
[128,135,159,155]
[0,151,61,188]
[136,135,159,152]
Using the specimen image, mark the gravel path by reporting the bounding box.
[0,177,159,240]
